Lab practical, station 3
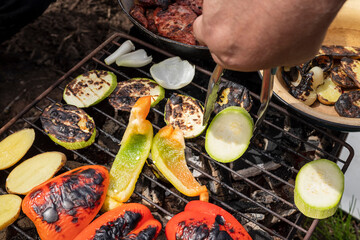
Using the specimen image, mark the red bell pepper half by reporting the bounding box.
[74,203,162,240]
[166,200,252,240]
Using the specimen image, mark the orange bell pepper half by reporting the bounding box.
[151,125,208,201]
[74,203,161,240]
[166,200,252,240]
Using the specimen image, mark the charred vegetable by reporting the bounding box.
[164,93,207,138]
[166,200,252,240]
[108,78,164,111]
[104,96,153,211]
[74,203,161,240]
[341,57,360,88]
[318,45,360,59]
[40,103,96,150]
[0,128,35,170]
[0,194,22,230]
[151,125,209,201]
[330,64,357,88]
[310,55,334,72]
[289,67,324,106]
[316,77,342,105]
[281,66,302,87]
[6,151,67,195]
[205,106,253,163]
[22,165,109,240]
[63,70,117,108]
[335,91,360,118]
[214,81,253,114]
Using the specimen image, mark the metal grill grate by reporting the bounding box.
[0,32,354,240]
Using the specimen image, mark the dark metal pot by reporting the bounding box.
[118,0,211,60]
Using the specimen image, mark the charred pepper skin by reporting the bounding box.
[74,203,162,240]
[166,201,252,240]
[22,165,109,240]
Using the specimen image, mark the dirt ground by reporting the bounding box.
[0,0,132,127]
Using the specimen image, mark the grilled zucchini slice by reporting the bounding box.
[40,103,96,150]
[335,91,360,118]
[108,78,165,111]
[330,64,357,88]
[164,93,206,139]
[341,57,360,88]
[316,77,342,105]
[63,70,117,108]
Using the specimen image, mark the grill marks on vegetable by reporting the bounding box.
[40,103,95,143]
[93,211,157,240]
[318,45,360,59]
[335,91,360,118]
[109,78,162,111]
[176,215,233,240]
[214,81,253,114]
[30,168,106,229]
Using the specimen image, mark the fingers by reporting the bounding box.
[193,15,205,46]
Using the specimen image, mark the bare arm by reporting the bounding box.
[193,0,346,71]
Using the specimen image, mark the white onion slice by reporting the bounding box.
[104,40,135,65]
[150,57,195,90]
[115,49,152,67]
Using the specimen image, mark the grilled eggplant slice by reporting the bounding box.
[318,45,360,59]
[330,64,357,88]
[40,103,96,150]
[340,57,360,88]
[214,81,253,114]
[316,77,342,105]
[335,91,360,118]
[108,78,165,111]
[63,70,117,108]
[164,93,206,138]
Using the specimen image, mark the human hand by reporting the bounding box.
[193,0,345,72]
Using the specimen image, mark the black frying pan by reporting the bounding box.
[118,0,211,60]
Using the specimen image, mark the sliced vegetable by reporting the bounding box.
[104,96,153,211]
[40,103,96,150]
[63,70,117,108]
[214,81,253,114]
[330,64,357,88]
[335,91,360,118]
[6,151,67,195]
[164,93,207,138]
[341,57,360,88]
[316,76,342,105]
[22,165,109,240]
[104,40,135,65]
[116,49,152,67]
[150,56,195,89]
[108,77,165,111]
[0,194,22,230]
[205,106,253,163]
[74,203,161,240]
[165,200,252,240]
[0,128,35,170]
[294,159,344,219]
[318,45,360,59]
[151,125,209,201]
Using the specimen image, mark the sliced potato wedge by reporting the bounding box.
[0,194,22,230]
[0,128,35,170]
[317,77,343,105]
[6,152,67,195]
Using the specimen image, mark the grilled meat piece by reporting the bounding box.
[176,0,203,15]
[146,9,158,33]
[153,3,197,45]
[130,4,148,28]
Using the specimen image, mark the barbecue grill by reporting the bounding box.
[0,32,354,240]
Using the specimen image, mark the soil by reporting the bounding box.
[0,0,132,127]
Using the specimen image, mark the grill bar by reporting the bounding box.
[0,32,354,240]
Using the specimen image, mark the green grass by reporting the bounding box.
[303,197,359,240]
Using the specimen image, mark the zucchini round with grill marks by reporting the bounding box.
[63,70,117,108]
[335,91,360,118]
[164,93,207,139]
[108,78,165,111]
[40,103,96,150]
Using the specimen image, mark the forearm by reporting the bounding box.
[193,0,346,71]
